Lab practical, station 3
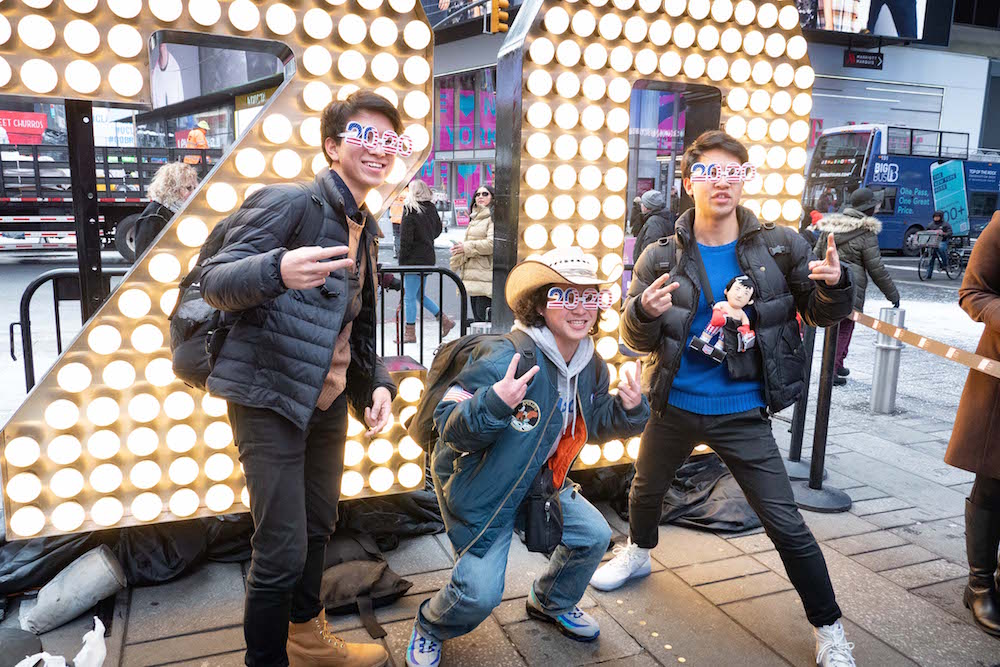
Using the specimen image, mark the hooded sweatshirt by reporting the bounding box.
[512,321,595,458]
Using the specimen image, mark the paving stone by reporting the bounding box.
[948,481,974,496]
[385,615,525,667]
[589,570,782,666]
[328,590,425,633]
[850,497,913,516]
[824,531,909,556]
[159,652,245,666]
[865,507,943,530]
[846,486,891,502]
[385,534,454,576]
[588,653,662,667]
[505,606,640,666]
[873,425,945,446]
[907,439,950,460]
[122,627,245,667]
[492,593,597,627]
[911,578,974,627]
[722,590,919,667]
[850,544,939,572]
[725,532,776,555]
[881,559,968,590]
[401,568,455,597]
[648,524,742,568]
[673,555,769,586]
[890,516,967,564]
[501,535,565,600]
[799,509,879,541]
[696,571,794,605]
[930,429,953,440]
[126,562,245,644]
[829,433,968,485]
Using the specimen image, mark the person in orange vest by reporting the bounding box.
[183,120,209,166]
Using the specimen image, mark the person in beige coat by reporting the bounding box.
[451,185,495,321]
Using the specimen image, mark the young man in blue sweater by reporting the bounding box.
[591,131,858,667]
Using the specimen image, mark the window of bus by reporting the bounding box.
[970,191,999,218]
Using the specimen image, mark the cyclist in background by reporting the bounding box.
[925,211,953,280]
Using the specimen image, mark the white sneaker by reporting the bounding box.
[815,620,856,667]
[405,623,441,667]
[589,540,651,591]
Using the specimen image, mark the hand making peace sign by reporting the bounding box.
[618,359,643,411]
[808,233,843,286]
[493,353,541,409]
[640,272,682,318]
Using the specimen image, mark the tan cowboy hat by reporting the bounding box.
[505,247,624,311]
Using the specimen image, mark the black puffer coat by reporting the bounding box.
[399,201,441,266]
[632,209,676,265]
[622,207,853,416]
[814,210,899,311]
[200,170,395,430]
[134,201,175,257]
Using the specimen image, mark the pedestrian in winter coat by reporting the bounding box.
[632,189,676,265]
[813,187,900,383]
[398,180,454,342]
[404,247,649,667]
[945,210,1000,638]
[450,185,494,321]
[134,162,198,257]
[924,210,954,279]
[591,130,858,667]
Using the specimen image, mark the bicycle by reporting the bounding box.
[916,231,964,281]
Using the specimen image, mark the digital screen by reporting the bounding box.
[930,159,970,235]
[798,0,954,45]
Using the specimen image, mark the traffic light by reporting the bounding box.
[490,0,510,33]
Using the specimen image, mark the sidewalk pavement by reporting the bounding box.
[4,302,998,666]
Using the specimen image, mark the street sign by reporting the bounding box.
[844,49,884,70]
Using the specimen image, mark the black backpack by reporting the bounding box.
[408,330,536,453]
[169,183,326,390]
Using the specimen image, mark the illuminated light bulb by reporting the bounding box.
[398,436,422,461]
[128,393,160,423]
[756,2,778,28]
[727,88,749,113]
[163,391,195,421]
[583,43,608,70]
[64,20,100,55]
[752,61,773,86]
[367,439,394,465]
[683,54,706,79]
[406,125,429,152]
[0,57,10,88]
[742,31,764,57]
[785,173,805,196]
[169,457,199,486]
[608,78,631,103]
[370,16,398,47]
[596,337,618,362]
[728,58,751,84]
[580,444,601,465]
[303,81,334,111]
[371,53,399,83]
[664,0,685,16]
[11,507,45,537]
[634,49,658,76]
[766,146,787,169]
[603,195,627,221]
[189,0,222,28]
[403,21,431,49]
[264,3,297,34]
[105,26,142,60]
[571,10,597,38]
[787,35,808,60]
[229,0,260,31]
[600,168,625,193]
[613,0,635,9]
[66,0,99,10]
[697,25,720,50]
[649,19,671,45]
[605,138,629,164]
[554,104,579,130]
[624,16,647,43]
[174,218,208,251]
[743,200,761,217]
[398,463,422,489]
[769,119,790,142]
[545,6,571,34]
[91,465,123,494]
[774,63,795,88]
[132,493,163,522]
[365,191,383,213]
[526,133,552,159]
[529,37,555,64]
[337,50,367,81]
[552,164,577,190]
[205,484,235,512]
[626,437,641,459]
[385,158,406,186]
[764,173,784,196]
[167,424,197,453]
[577,223,600,247]
[556,41,582,69]
[765,33,786,59]
[86,431,119,460]
[57,362,92,393]
[580,165,603,190]
[638,0,660,11]
[551,223,575,247]
[131,324,164,354]
[580,136,604,161]
[602,224,625,249]
[21,60,58,94]
[789,120,810,145]
[403,57,430,86]
[793,93,813,116]
[194,395,224,420]
[524,225,548,250]
[581,106,605,133]
[139,358,172,388]
[341,471,365,497]
[343,440,365,467]
[712,0,734,21]
[525,164,550,190]
[347,417,365,438]
[775,3,800,29]
[526,71,553,97]
[52,501,86,531]
[556,72,581,98]
[660,52,682,77]
[725,116,747,139]
[761,199,782,223]
[783,199,804,223]
[672,22,695,48]
[126,428,158,457]
[609,47,633,73]
[770,90,792,115]
[149,254,183,284]
[205,453,235,481]
[601,253,624,279]
[169,489,199,518]
[149,0,182,21]
[398,376,424,403]
[399,406,417,428]
[734,0,756,24]
[241,486,250,508]
[707,56,728,81]
[403,91,430,120]
[552,199,576,223]
[19,15,56,51]
[524,195,549,220]
[5,436,40,468]
[743,174,762,195]
[303,46,333,76]
[603,439,625,462]
[748,145,767,167]
[271,149,303,180]
[526,102,552,129]
[45,400,79,430]
[205,182,238,213]
[598,14,623,40]
[749,90,770,114]
[795,66,816,89]
[117,289,152,320]
[130,461,162,490]
[746,118,768,142]
[24,0,53,8]
[581,75,606,102]
[554,135,579,160]
[85,396,119,427]
[717,28,743,55]
[7,472,42,503]
[688,0,711,19]
[369,467,394,493]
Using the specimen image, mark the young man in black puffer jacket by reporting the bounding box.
[200,91,398,667]
[591,131,858,667]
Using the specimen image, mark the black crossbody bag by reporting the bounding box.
[521,465,563,555]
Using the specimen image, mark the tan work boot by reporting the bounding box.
[402,324,417,344]
[287,609,388,667]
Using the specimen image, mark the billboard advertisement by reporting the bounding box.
[797,0,954,45]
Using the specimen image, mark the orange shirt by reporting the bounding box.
[184,128,208,164]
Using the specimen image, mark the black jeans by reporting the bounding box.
[867,0,917,38]
[971,473,1000,511]
[629,404,842,627]
[229,394,348,667]
[471,296,491,322]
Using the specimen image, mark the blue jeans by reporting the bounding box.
[416,485,612,641]
[867,0,917,38]
[925,241,948,278]
[403,274,440,324]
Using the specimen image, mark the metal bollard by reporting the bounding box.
[871,307,905,414]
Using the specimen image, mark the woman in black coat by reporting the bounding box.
[399,180,454,342]
[134,162,198,257]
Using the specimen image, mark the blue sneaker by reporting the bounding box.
[525,589,600,642]
[405,623,441,667]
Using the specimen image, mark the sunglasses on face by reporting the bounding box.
[475,191,490,197]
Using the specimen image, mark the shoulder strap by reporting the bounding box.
[505,330,537,377]
[287,181,326,249]
[760,226,798,279]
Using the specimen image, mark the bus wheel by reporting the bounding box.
[902,226,922,257]
[115,214,139,263]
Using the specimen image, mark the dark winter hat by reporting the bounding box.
[848,187,881,215]
[640,189,666,210]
